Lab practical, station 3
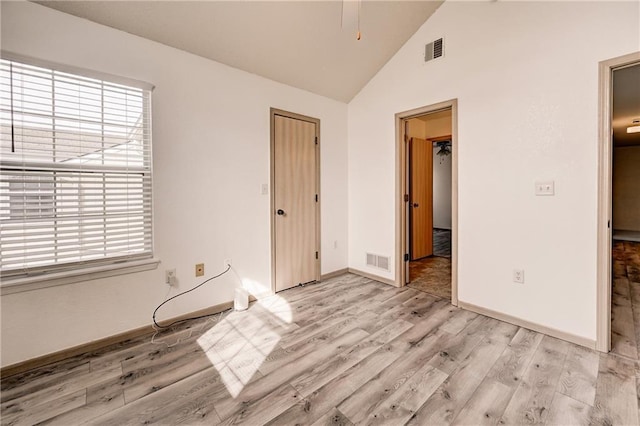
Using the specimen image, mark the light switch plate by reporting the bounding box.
[535,181,554,196]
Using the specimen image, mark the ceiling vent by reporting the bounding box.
[366,252,391,271]
[425,38,444,63]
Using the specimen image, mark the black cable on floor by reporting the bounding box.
[152,264,231,329]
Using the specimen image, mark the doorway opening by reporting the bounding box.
[597,52,640,353]
[395,100,458,306]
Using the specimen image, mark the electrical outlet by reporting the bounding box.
[535,181,554,196]
[513,269,524,284]
[224,258,232,268]
[165,269,176,286]
[195,263,204,277]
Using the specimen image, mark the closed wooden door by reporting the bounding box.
[274,114,318,292]
[410,137,433,260]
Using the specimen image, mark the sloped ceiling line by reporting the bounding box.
[33,0,444,103]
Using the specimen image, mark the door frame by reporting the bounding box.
[596,52,640,352]
[270,108,321,294]
[395,99,459,306]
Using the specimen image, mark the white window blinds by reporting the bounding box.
[0,58,153,279]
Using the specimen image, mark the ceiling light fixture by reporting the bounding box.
[628,119,640,134]
[436,141,451,163]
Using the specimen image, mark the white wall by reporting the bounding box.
[433,147,452,230]
[348,1,639,341]
[423,112,451,140]
[406,119,426,139]
[0,1,348,367]
[613,145,640,232]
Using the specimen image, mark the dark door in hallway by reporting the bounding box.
[409,136,433,260]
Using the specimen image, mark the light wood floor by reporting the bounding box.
[2,273,639,425]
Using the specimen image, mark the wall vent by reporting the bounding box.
[366,253,391,271]
[425,38,444,62]
[366,253,377,267]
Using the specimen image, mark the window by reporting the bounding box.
[0,57,153,281]
[8,176,55,219]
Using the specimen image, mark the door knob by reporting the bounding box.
[412,203,419,208]
[277,209,285,215]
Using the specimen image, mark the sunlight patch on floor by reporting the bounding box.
[242,278,270,299]
[257,293,293,323]
[197,292,292,398]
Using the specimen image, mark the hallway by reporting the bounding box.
[408,229,451,299]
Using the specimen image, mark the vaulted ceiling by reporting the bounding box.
[33,1,443,102]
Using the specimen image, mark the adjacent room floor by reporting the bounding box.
[408,228,452,299]
[432,228,452,258]
[611,240,640,360]
[2,273,637,425]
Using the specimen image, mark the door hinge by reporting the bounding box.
[404,194,409,202]
[404,253,409,262]
[608,220,610,228]
[315,251,319,259]
[315,136,318,145]
[315,194,318,202]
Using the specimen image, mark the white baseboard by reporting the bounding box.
[1,299,239,377]
[348,268,397,287]
[458,301,596,350]
[320,268,349,281]
[613,229,640,242]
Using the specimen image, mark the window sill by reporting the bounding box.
[0,258,160,296]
